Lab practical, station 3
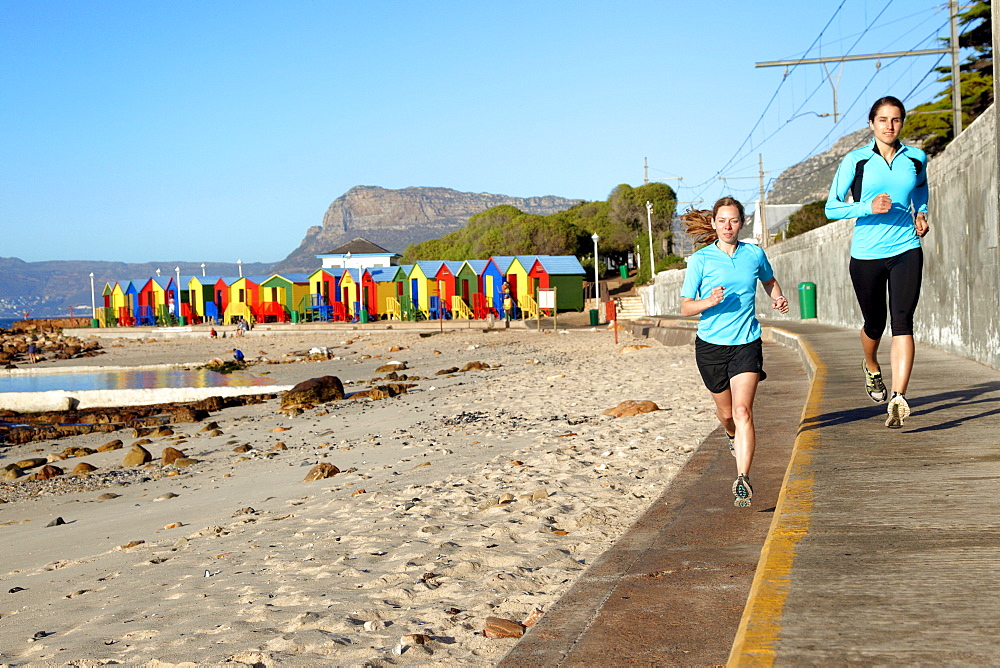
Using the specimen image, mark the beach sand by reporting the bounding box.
[0,327,717,666]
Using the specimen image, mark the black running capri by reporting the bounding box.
[849,247,923,339]
[694,337,767,394]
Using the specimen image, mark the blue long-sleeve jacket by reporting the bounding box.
[826,139,928,260]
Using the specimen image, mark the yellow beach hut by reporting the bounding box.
[410,261,443,319]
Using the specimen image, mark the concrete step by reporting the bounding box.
[614,296,646,319]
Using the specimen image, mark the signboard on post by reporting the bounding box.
[538,288,557,331]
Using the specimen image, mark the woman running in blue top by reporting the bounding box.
[681,197,789,508]
[826,95,929,428]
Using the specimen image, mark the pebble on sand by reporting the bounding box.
[161,447,186,465]
[303,463,340,481]
[602,400,660,418]
[483,616,525,639]
[122,445,152,467]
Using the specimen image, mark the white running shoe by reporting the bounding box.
[885,393,910,429]
[733,474,753,508]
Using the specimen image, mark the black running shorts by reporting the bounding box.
[694,337,767,394]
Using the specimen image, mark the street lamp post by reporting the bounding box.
[175,266,185,326]
[201,262,206,277]
[89,272,96,327]
[645,201,655,283]
[237,259,243,278]
[591,233,601,324]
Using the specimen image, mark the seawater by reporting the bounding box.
[0,369,275,393]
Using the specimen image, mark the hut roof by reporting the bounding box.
[533,255,586,275]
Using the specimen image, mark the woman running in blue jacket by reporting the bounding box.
[826,95,929,428]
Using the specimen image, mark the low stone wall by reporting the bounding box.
[641,105,1000,370]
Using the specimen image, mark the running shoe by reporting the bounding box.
[885,392,910,429]
[862,360,887,403]
[727,433,736,457]
[732,474,753,508]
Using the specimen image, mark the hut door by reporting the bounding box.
[461,279,470,302]
[508,275,518,298]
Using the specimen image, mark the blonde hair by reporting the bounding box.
[681,197,746,244]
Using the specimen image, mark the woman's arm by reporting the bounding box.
[681,287,725,316]
[825,153,874,221]
[912,152,930,237]
[760,278,789,314]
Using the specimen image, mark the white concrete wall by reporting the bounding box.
[641,105,1000,370]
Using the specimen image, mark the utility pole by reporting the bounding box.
[949,0,963,135]
[718,161,770,244]
[643,158,683,187]
[755,0,963,138]
[758,154,769,248]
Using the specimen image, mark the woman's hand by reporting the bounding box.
[915,212,929,237]
[772,296,789,314]
[871,192,892,215]
[706,286,725,306]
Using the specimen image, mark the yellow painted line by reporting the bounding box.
[728,328,825,667]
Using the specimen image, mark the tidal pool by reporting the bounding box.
[0,368,275,393]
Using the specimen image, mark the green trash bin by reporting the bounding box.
[90,318,100,328]
[589,309,599,326]
[360,309,369,324]
[798,282,817,319]
[619,264,628,280]
[291,310,299,323]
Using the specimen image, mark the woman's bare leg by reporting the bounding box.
[728,372,760,475]
[709,387,736,438]
[890,334,915,394]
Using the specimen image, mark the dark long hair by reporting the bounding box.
[681,197,746,245]
[868,95,906,122]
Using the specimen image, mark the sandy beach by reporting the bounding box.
[0,326,717,666]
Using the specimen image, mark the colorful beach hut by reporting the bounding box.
[169,275,194,323]
[482,258,507,319]
[457,260,489,318]
[187,276,222,323]
[121,280,141,325]
[338,269,359,320]
[108,282,128,326]
[484,256,530,319]
[435,261,465,318]
[260,273,310,322]
[355,268,379,320]
[395,265,416,319]
[304,269,339,321]
[369,266,407,320]
[224,276,262,324]
[526,256,586,311]
[410,261,444,318]
[137,277,169,325]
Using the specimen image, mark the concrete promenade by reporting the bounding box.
[501,319,1000,666]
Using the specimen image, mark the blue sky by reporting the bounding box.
[2,1,960,263]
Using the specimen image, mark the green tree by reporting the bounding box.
[402,181,675,272]
[783,200,830,239]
